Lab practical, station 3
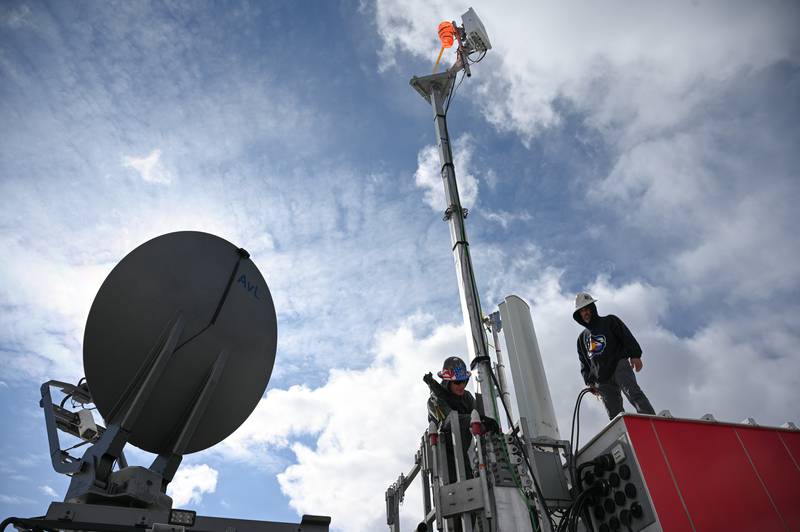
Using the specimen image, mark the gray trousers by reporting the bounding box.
[597,359,656,420]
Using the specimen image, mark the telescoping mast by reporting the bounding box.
[392,9,565,532]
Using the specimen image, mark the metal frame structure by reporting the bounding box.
[40,315,216,508]
[21,314,330,532]
[384,321,573,532]
[3,505,330,532]
[387,412,496,532]
[21,306,330,532]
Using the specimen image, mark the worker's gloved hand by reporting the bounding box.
[629,357,643,372]
[480,415,500,434]
[423,372,435,386]
[587,384,600,396]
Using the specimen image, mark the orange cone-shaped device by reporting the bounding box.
[438,21,457,48]
[433,21,457,73]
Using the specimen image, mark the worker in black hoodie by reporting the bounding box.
[573,292,656,419]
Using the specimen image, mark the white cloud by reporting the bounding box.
[122,149,174,184]
[414,134,478,210]
[0,494,35,504]
[39,485,59,498]
[215,314,462,531]
[167,464,219,507]
[0,235,114,383]
[377,1,796,143]
[376,2,799,313]
[480,209,532,229]
[590,115,798,306]
[2,4,32,29]
[220,384,333,460]
[0,154,464,387]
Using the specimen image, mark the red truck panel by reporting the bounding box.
[623,417,693,532]
[738,429,800,530]
[624,416,800,531]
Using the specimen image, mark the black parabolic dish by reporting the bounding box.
[83,231,277,455]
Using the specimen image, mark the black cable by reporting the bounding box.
[60,377,96,409]
[173,249,248,353]
[442,71,457,116]
[59,393,73,408]
[557,487,598,532]
[556,485,598,532]
[576,461,596,485]
[570,390,590,455]
[556,494,583,532]
[559,495,584,532]
[569,388,593,492]
[444,70,466,116]
[575,392,588,461]
[559,388,598,532]
[468,50,487,64]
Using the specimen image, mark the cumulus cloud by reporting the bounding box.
[377,2,800,315]
[220,384,333,460]
[589,107,799,307]
[414,134,479,210]
[215,315,462,531]
[376,1,797,142]
[167,464,219,506]
[122,149,174,184]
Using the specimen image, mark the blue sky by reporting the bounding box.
[1,1,799,530]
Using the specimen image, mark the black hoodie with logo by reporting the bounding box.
[573,306,642,385]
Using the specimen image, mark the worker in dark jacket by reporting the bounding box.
[426,356,476,427]
[424,356,498,482]
[573,292,656,419]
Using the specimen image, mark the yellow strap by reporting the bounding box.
[433,46,445,73]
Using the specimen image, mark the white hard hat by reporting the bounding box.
[574,292,598,311]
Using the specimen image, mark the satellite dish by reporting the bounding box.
[83,231,277,454]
